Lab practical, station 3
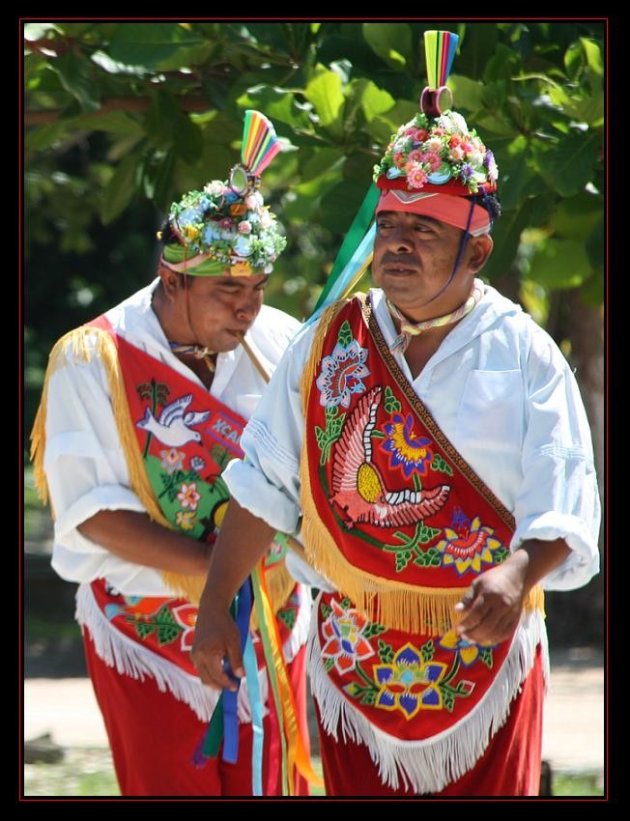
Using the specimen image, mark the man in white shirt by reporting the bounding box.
[191,105,600,794]
[31,113,312,796]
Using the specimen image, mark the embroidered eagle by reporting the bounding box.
[330,387,450,527]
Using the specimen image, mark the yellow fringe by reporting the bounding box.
[299,435,544,636]
[299,297,356,416]
[27,326,212,601]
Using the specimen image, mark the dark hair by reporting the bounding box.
[158,218,178,247]
[467,191,502,222]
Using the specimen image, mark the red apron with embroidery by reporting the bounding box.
[303,295,540,743]
[86,316,300,674]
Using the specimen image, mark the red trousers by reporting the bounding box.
[317,647,544,797]
[84,629,310,796]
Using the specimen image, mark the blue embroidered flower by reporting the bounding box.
[382,413,433,477]
[374,643,447,718]
[316,341,370,408]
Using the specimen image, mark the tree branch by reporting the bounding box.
[25,96,212,126]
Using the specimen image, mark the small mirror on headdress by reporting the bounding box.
[229,164,252,196]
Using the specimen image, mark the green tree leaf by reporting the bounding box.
[528,238,592,290]
[53,50,100,112]
[109,23,206,69]
[362,23,412,71]
[537,132,598,197]
[101,153,137,225]
[304,69,345,136]
[448,74,485,111]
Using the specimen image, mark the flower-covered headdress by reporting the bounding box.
[161,110,286,277]
[374,31,498,236]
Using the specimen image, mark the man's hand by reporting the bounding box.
[191,605,244,692]
[454,537,571,645]
[454,559,527,645]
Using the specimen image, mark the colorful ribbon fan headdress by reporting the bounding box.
[161,110,286,277]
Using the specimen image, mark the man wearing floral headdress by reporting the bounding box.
[30,112,312,796]
[191,34,600,796]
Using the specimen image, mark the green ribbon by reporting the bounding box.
[312,183,380,314]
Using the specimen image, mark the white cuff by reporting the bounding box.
[510,511,600,591]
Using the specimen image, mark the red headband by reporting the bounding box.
[376,190,491,236]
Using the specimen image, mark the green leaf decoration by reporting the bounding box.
[383,386,401,414]
[320,601,333,619]
[479,647,494,668]
[431,454,453,477]
[277,607,297,630]
[337,320,353,348]
[377,639,394,664]
[420,639,435,662]
[395,550,413,573]
[363,622,387,639]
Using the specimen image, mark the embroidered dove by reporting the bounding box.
[330,386,450,528]
[136,393,210,447]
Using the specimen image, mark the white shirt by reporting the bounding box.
[225,285,600,591]
[44,279,302,595]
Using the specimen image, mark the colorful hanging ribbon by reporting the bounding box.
[310,184,380,322]
[252,561,323,794]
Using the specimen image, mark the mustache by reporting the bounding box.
[380,253,418,266]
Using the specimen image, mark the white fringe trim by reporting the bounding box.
[308,595,548,795]
[76,583,269,723]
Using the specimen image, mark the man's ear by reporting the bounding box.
[158,265,181,300]
[467,234,493,274]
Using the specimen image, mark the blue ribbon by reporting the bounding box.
[242,629,264,795]
[221,579,254,765]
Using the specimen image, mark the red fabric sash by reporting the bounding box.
[304,293,515,597]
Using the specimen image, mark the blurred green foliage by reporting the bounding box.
[24,21,604,442]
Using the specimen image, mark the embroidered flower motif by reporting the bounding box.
[374,110,498,194]
[160,448,185,475]
[175,510,196,531]
[177,482,201,511]
[316,341,370,408]
[435,508,502,575]
[190,455,206,473]
[439,628,488,668]
[321,599,375,675]
[382,413,433,477]
[172,603,197,651]
[374,643,448,718]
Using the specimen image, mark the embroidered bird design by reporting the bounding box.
[330,386,450,527]
[136,394,210,447]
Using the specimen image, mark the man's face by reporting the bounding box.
[177,273,268,352]
[372,210,480,319]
